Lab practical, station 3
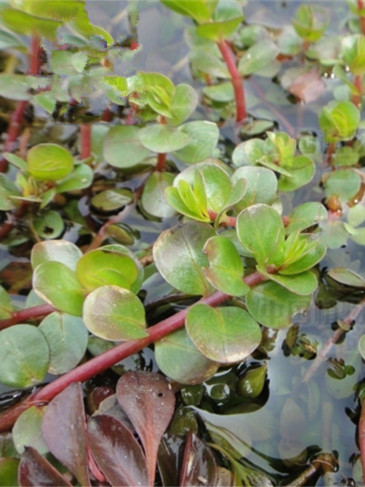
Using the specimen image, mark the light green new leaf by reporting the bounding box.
[256,266,318,296]
[19,0,85,22]
[203,236,249,296]
[246,281,312,329]
[319,101,360,143]
[39,312,88,374]
[83,286,147,341]
[27,144,74,182]
[31,240,82,271]
[0,325,50,387]
[56,164,93,193]
[237,204,285,266]
[278,155,315,192]
[232,166,277,209]
[280,235,326,275]
[155,328,219,384]
[340,34,365,75]
[285,202,327,234]
[324,169,361,203]
[186,304,261,363]
[169,83,198,126]
[196,16,243,41]
[33,262,85,316]
[160,0,218,23]
[153,221,215,296]
[76,246,142,293]
[0,8,61,39]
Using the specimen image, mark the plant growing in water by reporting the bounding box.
[1,0,365,485]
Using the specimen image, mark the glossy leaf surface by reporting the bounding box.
[155,328,219,384]
[27,144,74,182]
[246,281,312,328]
[186,304,261,363]
[88,415,148,487]
[180,431,218,486]
[83,285,147,340]
[41,383,90,486]
[31,240,82,271]
[18,447,72,487]
[39,312,88,374]
[153,222,214,295]
[116,371,175,486]
[33,262,85,316]
[0,325,49,388]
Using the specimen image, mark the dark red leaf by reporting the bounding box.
[116,371,175,486]
[41,383,90,486]
[158,433,184,487]
[180,431,218,487]
[87,414,148,487]
[18,446,72,486]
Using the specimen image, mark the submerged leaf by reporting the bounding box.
[19,447,72,487]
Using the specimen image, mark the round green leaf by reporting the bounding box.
[76,246,141,293]
[292,5,328,42]
[238,39,279,76]
[232,138,268,166]
[153,221,215,296]
[203,82,234,102]
[33,211,64,239]
[285,202,328,234]
[83,286,147,341]
[186,304,261,363]
[56,164,93,193]
[232,166,277,209]
[257,267,318,296]
[173,121,219,164]
[237,364,267,399]
[91,189,133,213]
[33,261,85,316]
[278,155,315,192]
[39,312,88,374]
[236,204,285,266]
[103,126,151,169]
[324,169,361,203]
[246,281,312,329]
[155,328,219,384]
[319,101,360,143]
[203,236,249,296]
[327,267,365,288]
[169,83,198,126]
[340,35,365,76]
[0,325,50,387]
[31,240,82,271]
[13,406,48,455]
[27,144,74,182]
[138,124,189,153]
[141,172,176,218]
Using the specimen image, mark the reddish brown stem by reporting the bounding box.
[217,39,246,123]
[101,107,112,122]
[80,124,92,160]
[0,34,42,173]
[325,141,336,166]
[156,152,167,172]
[358,0,365,34]
[0,304,55,330]
[353,74,363,108]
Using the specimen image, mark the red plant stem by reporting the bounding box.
[156,116,167,172]
[156,152,167,172]
[0,101,28,173]
[302,297,365,383]
[101,107,112,122]
[353,74,363,108]
[325,141,336,166]
[217,39,246,123]
[80,124,92,160]
[0,35,42,173]
[358,0,365,34]
[0,304,55,330]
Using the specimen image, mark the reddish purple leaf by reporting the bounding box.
[289,69,326,103]
[116,371,175,486]
[180,431,218,487]
[87,414,148,487]
[41,383,90,486]
[18,446,72,486]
